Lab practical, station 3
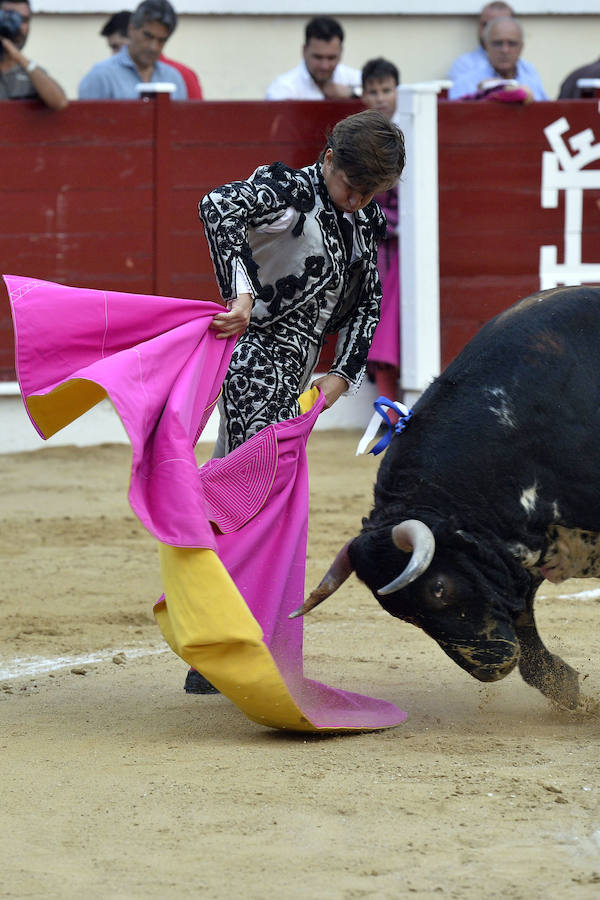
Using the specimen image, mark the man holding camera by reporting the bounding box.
[0,0,68,109]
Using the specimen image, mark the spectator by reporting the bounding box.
[558,57,600,99]
[265,16,361,100]
[160,53,202,99]
[101,10,130,54]
[100,8,203,98]
[79,0,187,100]
[361,56,400,121]
[449,17,547,101]
[0,0,68,109]
[361,58,402,414]
[448,1,515,88]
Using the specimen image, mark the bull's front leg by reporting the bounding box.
[514,584,580,709]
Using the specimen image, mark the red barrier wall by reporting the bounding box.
[0,98,353,379]
[438,100,600,366]
[1,98,599,380]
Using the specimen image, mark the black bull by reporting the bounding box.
[294,285,600,709]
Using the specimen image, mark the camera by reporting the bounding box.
[0,9,22,60]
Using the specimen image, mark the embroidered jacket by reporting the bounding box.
[199,161,386,390]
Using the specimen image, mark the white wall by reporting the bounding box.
[0,379,380,453]
[31,1,600,13]
[25,13,600,102]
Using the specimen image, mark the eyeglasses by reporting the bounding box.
[489,40,521,49]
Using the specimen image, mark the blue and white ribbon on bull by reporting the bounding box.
[355,396,413,456]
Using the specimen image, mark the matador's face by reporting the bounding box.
[322,149,389,215]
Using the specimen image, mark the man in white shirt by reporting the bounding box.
[265,16,361,101]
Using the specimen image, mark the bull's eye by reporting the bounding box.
[422,574,456,610]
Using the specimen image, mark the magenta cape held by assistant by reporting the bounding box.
[5,274,406,733]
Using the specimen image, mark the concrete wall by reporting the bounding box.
[27,14,600,103]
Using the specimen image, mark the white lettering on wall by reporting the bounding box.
[540,115,600,289]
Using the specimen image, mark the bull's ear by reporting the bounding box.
[455,529,478,547]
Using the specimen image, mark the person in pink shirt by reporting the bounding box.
[160,52,202,98]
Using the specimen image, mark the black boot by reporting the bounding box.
[184,668,220,694]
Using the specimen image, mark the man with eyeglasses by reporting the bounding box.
[448,14,547,101]
[448,2,513,86]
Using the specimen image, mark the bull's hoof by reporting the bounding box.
[519,653,580,709]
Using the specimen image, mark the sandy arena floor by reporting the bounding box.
[1,432,600,899]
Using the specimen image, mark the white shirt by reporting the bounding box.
[265,58,361,100]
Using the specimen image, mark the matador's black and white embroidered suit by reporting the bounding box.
[199,160,386,455]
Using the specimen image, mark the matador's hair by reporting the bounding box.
[322,109,406,193]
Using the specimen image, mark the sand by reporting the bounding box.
[1,433,600,899]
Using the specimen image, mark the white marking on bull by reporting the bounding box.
[508,541,541,568]
[485,387,516,428]
[520,484,538,515]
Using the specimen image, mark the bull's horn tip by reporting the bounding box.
[288,607,305,619]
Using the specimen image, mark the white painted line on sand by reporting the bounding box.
[0,644,170,680]
[538,588,600,602]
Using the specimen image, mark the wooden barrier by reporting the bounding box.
[0,98,352,379]
[438,100,600,365]
[1,97,599,380]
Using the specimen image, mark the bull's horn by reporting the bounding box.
[378,520,435,596]
[289,540,353,619]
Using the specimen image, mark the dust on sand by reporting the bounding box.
[1,434,600,899]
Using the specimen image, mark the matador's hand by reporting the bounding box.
[210,293,253,340]
[311,373,349,409]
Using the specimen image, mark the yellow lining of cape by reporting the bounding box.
[154,387,332,732]
[30,380,348,731]
[26,379,107,439]
[155,545,316,731]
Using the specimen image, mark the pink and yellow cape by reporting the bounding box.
[4,275,406,733]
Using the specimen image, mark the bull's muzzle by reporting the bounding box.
[436,631,520,682]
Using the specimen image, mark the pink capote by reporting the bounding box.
[5,274,406,731]
[368,187,400,370]
[369,252,400,368]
